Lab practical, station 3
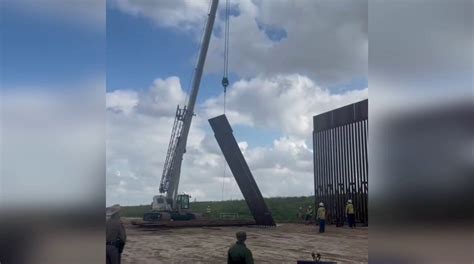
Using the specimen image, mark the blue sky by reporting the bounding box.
[107,7,232,102]
[1,4,104,89]
[106,5,281,147]
[107,8,196,92]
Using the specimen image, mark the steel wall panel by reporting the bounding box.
[313,100,368,224]
[209,115,276,226]
[314,99,368,132]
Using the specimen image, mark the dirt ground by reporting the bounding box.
[121,218,368,264]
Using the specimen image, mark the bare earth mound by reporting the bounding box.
[121,218,368,264]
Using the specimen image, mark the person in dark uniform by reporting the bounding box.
[227,231,254,264]
[106,204,127,264]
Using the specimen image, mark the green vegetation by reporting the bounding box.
[121,204,150,218]
[121,196,315,223]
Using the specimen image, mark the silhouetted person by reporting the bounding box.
[305,205,314,221]
[228,231,254,264]
[297,206,304,220]
[106,204,126,264]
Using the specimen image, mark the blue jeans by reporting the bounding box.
[319,219,325,233]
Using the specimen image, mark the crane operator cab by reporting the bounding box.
[176,194,190,210]
[143,193,197,222]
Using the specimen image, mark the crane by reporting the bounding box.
[143,0,220,222]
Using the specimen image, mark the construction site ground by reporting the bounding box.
[121,218,368,264]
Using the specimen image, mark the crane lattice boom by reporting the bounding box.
[157,0,219,210]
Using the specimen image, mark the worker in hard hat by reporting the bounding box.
[305,205,314,222]
[106,204,127,264]
[227,231,254,264]
[316,202,326,233]
[346,199,356,228]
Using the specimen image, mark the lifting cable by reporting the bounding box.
[222,0,230,114]
[221,0,230,201]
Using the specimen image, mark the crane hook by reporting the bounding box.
[222,77,229,91]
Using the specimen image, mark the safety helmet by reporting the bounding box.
[319,202,324,207]
[348,199,352,203]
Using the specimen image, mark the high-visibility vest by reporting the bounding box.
[346,203,354,214]
[317,207,326,220]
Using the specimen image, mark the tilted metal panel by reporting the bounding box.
[209,114,276,226]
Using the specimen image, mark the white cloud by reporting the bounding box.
[203,74,368,140]
[110,0,367,86]
[208,0,368,85]
[106,90,138,114]
[107,73,366,205]
[111,0,210,31]
[238,141,248,153]
[137,76,188,117]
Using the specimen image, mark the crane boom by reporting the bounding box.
[159,0,219,210]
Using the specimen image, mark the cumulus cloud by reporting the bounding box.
[208,0,368,85]
[106,90,138,114]
[110,0,368,86]
[106,74,367,205]
[203,74,368,140]
[137,76,188,117]
[110,0,210,31]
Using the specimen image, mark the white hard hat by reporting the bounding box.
[319,202,324,207]
[348,199,352,203]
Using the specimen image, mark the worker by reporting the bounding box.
[346,199,356,228]
[297,206,304,221]
[106,204,127,264]
[206,205,212,217]
[305,205,314,221]
[316,202,326,233]
[228,231,254,264]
